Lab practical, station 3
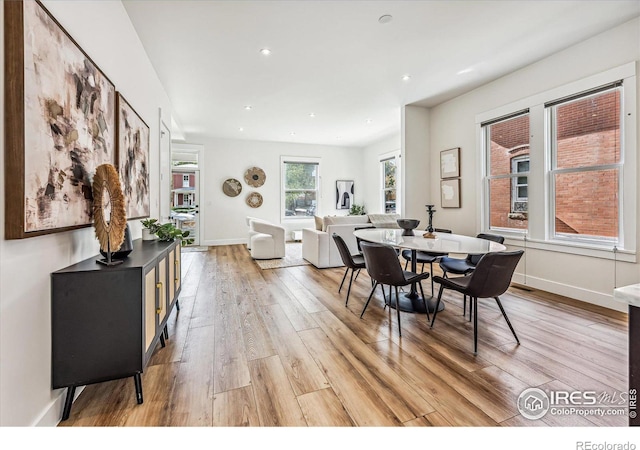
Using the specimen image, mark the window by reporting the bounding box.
[282,158,320,218]
[381,155,399,214]
[547,84,622,243]
[182,174,190,188]
[483,112,530,231]
[478,62,635,255]
[511,155,529,214]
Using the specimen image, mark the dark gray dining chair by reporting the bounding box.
[332,233,366,306]
[401,228,452,295]
[430,250,524,354]
[360,241,430,337]
[439,233,505,276]
[438,233,504,318]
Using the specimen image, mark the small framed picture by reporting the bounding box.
[441,179,461,208]
[440,147,460,179]
[336,180,354,210]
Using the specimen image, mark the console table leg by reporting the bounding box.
[163,325,169,340]
[159,333,165,347]
[134,373,143,404]
[61,386,76,421]
[176,299,180,311]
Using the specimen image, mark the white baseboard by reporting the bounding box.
[36,386,85,426]
[511,273,627,313]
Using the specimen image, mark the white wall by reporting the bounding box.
[0,1,173,426]
[402,106,432,225]
[186,136,365,244]
[422,17,640,311]
[361,134,401,215]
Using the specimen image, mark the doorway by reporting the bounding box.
[171,167,200,246]
[171,144,203,246]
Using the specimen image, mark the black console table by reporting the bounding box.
[51,239,181,421]
[614,283,640,426]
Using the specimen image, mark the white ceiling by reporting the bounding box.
[122,0,640,148]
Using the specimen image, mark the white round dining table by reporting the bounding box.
[353,228,507,314]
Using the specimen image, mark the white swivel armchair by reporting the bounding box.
[250,220,286,259]
[246,216,267,250]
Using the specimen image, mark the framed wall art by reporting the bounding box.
[5,0,116,239]
[440,147,460,179]
[336,180,354,210]
[116,93,150,219]
[441,179,461,208]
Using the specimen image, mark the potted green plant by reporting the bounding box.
[140,218,160,241]
[348,204,366,216]
[154,222,194,246]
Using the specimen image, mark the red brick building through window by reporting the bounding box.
[486,88,620,239]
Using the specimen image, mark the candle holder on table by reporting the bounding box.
[423,205,436,239]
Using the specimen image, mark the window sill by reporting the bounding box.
[502,234,636,263]
[507,212,527,220]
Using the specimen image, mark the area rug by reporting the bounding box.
[254,242,310,269]
[182,246,209,253]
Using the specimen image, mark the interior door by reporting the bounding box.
[170,168,200,246]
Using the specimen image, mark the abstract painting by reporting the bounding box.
[336,180,354,210]
[5,0,116,239]
[117,93,150,219]
[441,179,461,208]
[440,147,460,179]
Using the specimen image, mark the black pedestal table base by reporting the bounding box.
[386,291,445,314]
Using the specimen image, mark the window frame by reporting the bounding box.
[482,110,530,233]
[476,62,636,260]
[280,156,321,220]
[546,84,623,246]
[511,155,530,212]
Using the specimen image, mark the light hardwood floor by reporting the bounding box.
[59,244,628,427]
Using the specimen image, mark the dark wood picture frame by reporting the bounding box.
[5,0,116,239]
[116,93,150,220]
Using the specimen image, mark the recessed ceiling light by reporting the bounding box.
[378,14,392,24]
[238,127,244,132]
[309,113,316,118]
[366,119,373,124]
[244,105,252,111]
[402,74,411,82]
[290,132,296,136]
[259,48,271,56]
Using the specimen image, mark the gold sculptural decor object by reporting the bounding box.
[93,164,127,265]
[244,167,266,188]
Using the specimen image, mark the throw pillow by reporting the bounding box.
[314,215,323,231]
[368,213,401,228]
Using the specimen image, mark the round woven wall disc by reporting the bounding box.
[244,167,266,188]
